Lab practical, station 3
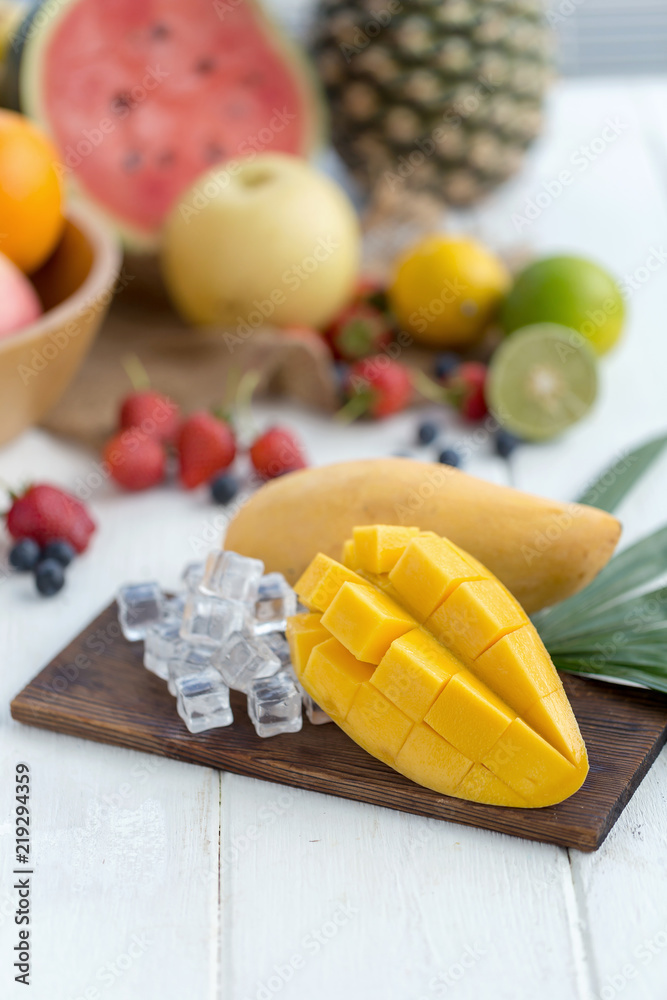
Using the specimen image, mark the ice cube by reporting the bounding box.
[167,643,214,696]
[212,632,280,692]
[303,692,332,725]
[175,666,233,733]
[262,632,292,668]
[247,672,302,737]
[200,550,264,606]
[253,572,297,635]
[144,622,186,681]
[180,592,247,647]
[163,593,187,625]
[117,582,164,641]
[181,561,205,592]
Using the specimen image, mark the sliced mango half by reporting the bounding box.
[288,525,588,808]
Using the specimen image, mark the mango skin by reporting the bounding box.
[225,458,621,614]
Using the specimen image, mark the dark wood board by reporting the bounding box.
[11,601,667,851]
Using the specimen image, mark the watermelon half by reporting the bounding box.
[11,0,323,249]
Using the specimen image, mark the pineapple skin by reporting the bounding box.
[313,0,554,207]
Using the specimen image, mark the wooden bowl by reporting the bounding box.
[0,206,121,446]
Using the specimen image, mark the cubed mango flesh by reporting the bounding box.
[425,579,525,661]
[294,554,369,612]
[389,534,485,620]
[342,538,361,569]
[425,671,515,760]
[353,525,420,574]
[302,636,374,721]
[321,582,416,664]
[286,613,329,675]
[289,530,588,808]
[372,628,460,722]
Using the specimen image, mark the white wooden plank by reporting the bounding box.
[506,79,667,1000]
[0,429,220,1000]
[219,775,584,1000]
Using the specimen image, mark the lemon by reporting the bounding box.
[501,255,625,356]
[388,235,510,349]
[486,324,598,441]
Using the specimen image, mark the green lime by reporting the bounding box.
[501,255,625,355]
[487,323,599,441]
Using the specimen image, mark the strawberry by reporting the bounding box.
[446,361,488,421]
[325,302,393,362]
[119,390,181,445]
[104,432,166,491]
[178,412,236,489]
[250,427,307,479]
[5,484,96,553]
[344,356,413,419]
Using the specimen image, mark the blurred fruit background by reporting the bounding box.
[0,0,655,537]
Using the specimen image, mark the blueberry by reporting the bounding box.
[35,558,65,597]
[9,538,41,571]
[434,352,460,380]
[42,540,76,567]
[210,472,239,505]
[495,428,523,459]
[417,421,438,446]
[438,447,462,468]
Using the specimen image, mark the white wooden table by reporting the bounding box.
[3,77,667,1000]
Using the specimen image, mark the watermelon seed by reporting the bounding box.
[123,151,142,172]
[151,23,170,39]
[205,143,225,162]
[111,92,132,115]
[243,72,264,86]
[195,57,216,74]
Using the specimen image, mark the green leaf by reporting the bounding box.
[533,433,667,693]
[551,655,667,694]
[575,432,667,513]
[533,525,667,642]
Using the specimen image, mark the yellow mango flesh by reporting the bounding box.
[289,526,588,808]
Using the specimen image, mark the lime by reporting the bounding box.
[487,324,598,441]
[501,255,625,355]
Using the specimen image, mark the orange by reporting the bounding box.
[388,235,510,349]
[0,109,65,273]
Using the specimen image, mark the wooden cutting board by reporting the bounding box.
[11,601,667,851]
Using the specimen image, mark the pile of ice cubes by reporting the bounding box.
[116,550,331,737]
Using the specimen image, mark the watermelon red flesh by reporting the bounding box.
[35,0,317,242]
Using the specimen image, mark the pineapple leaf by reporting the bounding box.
[575,431,667,513]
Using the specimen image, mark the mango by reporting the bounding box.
[225,458,620,614]
[287,526,588,808]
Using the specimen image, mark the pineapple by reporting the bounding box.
[313,0,553,207]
